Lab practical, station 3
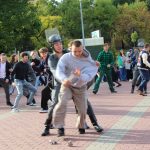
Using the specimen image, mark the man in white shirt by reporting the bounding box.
[138,44,150,96]
[0,53,13,106]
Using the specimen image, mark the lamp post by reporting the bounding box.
[79,0,85,48]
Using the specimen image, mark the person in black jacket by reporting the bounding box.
[11,52,37,112]
[38,47,53,113]
[30,50,42,89]
[0,53,13,106]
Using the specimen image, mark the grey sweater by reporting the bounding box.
[56,50,98,87]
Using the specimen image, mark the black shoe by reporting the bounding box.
[139,91,147,96]
[41,126,50,136]
[49,124,54,129]
[78,128,85,134]
[131,88,134,93]
[93,90,97,94]
[58,128,65,137]
[26,102,30,105]
[116,84,121,87]
[7,102,13,106]
[131,85,134,93]
[32,98,36,104]
[94,124,104,133]
[111,90,117,93]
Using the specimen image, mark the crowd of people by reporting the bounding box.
[0,34,150,137]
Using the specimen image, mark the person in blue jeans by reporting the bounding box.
[117,50,127,81]
[138,43,150,96]
[11,52,37,112]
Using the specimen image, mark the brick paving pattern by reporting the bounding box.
[0,82,150,150]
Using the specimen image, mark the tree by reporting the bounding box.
[57,0,82,39]
[112,0,135,6]
[131,31,138,46]
[114,2,150,48]
[89,0,118,42]
[0,0,41,53]
[35,0,59,16]
[32,15,62,48]
[31,0,63,48]
[56,0,118,42]
[146,0,150,10]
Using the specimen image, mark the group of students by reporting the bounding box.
[92,42,150,97]
[0,34,104,137]
[130,43,150,96]
[1,34,149,137]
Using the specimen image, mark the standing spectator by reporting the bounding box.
[130,46,143,93]
[137,43,150,96]
[125,51,133,81]
[93,43,117,94]
[0,53,13,106]
[9,54,19,95]
[24,60,37,106]
[10,54,19,68]
[11,52,37,112]
[30,50,41,89]
[117,49,127,81]
[38,47,53,113]
[52,40,98,136]
[111,64,122,87]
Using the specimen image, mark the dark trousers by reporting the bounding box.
[45,80,99,127]
[138,69,149,92]
[132,66,140,87]
[0,78,10,103]
[41,85,52,110]
[93,69,114,92]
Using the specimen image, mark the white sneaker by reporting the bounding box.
[39,109,48,113]
[29,103,37,106]
[11,108,19,113]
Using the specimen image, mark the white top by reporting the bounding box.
[0,62,6,78]
[142,53,150,68]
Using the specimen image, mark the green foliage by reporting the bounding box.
[90,0,118,42]
[112,0,135,6]
[56,0,118,42]
[146,0,150,10]
[0,0,150,54]
[57,0,81,39]
[114,2,150,47]
[33,15,62,48]
[35,0,59,16]
[0,0,41,53]
[131,31,138,46]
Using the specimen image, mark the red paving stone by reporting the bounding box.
[0,82,150,150]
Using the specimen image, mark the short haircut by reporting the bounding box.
[38,47,48,53]
[71,40,82,47]
[144,43,150,49]
[21,52,29,58]
[0,53,6,56]
[103,43,110,47]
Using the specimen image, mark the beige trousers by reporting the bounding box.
[52,85,87,129]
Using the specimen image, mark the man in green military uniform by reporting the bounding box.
[93,43,117,94]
